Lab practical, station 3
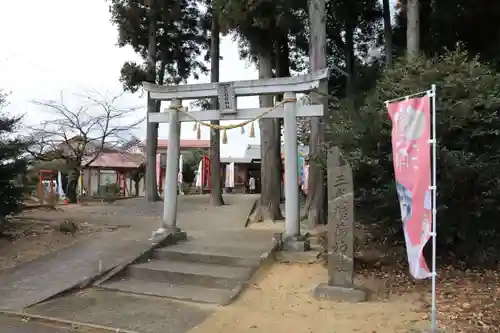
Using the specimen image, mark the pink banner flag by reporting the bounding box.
[387,96,433,279]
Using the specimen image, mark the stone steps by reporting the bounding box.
[100,240,269,305]
[100,279,242,305]
[127,260,255,289]
[154,244,263,267]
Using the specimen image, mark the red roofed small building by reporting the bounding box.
[81,151,146,197]
[80,138,210,197]
[155,139,210,193]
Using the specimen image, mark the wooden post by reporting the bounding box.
[87,169,92,197]
[158,168,163,194]
[96,169,101,197]
[122,171,126,196]
[49,174,54,197]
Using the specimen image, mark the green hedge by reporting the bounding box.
[329,48,500,268]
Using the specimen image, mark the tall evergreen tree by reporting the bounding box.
[406,0,420,59]
[306,0,328,227]
[0,91,27,229]
[109,0,210,90]
[218,0,309,221]
[393,0,500,67]
[207,1,224,206]
[108,0,210,200]
[218,0,295,221]
[300,0,382,226]
[144,0,160,202]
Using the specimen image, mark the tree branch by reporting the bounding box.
[28,90,143,169]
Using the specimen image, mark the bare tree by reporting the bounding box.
[27,90,143,203]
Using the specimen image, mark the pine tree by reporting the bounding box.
[0,92,27,228]
[109,0,210,201]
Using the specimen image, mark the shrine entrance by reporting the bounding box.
[143,69,329,248]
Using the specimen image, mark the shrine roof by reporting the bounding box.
[157,139,210,149]
[83,152,145,169]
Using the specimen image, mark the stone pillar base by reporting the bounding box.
[150,227,187,245]
[169,229,187,242]
[282,235,311,252]
[313,283,367,302]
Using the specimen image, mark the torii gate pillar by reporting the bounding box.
[162,98,182,230]
[283,93,300,236]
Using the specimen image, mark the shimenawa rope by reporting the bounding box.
[170,97,297,143]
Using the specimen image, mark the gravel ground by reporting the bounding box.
[188,263,428,333]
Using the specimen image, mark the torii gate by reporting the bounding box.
[144,69,329,249]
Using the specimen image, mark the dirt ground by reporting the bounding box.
[2,201,498,333]
[0,208,117,272]
[188,263,427,333]
[226,221,500,333]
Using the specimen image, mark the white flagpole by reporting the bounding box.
[385,88,438,330]
[429,84,438,332]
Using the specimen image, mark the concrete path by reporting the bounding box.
[28,289,213,333]
[0,315,75,333]
[0,223,156,310]
[0,195,274,311]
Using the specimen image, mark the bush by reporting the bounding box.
[329,48,500,268]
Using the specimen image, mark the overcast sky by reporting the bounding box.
[0,0,395,157]
[0,0,263,157]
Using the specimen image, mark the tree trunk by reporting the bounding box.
[158,58,166,86]
[305,0,328,227]
[210,7,224,206]
[382,0,393,67]
[134,175,142,196]
[344,16,355,100]
[254,49,283,222]
[145,1,160,202]
[407,0,420,60]
[275,35,291,83]
[154,59,167,115]
[65,168,80,203]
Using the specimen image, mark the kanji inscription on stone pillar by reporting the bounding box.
[327,147,354,286]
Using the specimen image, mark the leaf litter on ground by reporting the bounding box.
[356,252,500,333]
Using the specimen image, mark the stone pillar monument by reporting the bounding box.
[313,147,367,302]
